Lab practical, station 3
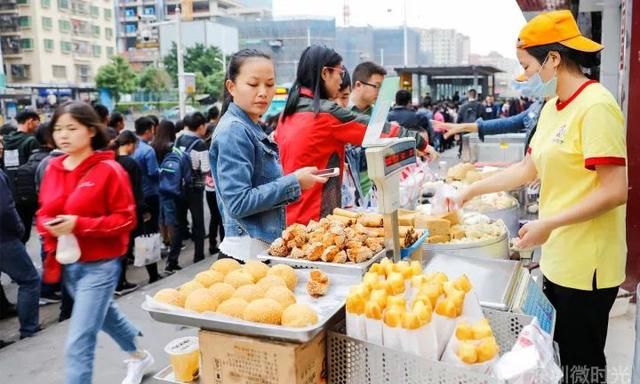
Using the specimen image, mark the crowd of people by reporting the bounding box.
[0,9,629,384]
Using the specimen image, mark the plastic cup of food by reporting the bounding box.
[165,336,200,382]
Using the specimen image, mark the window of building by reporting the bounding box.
[20,38,33,50]
[143,6,155,16]
[60,40,71,53]
[92,45,101,57]
[41,0,51,8]
[106,46,114,58]
[125,24,136,34]
[76,64,91,83]
[18,16,31,28]
[104,8,112,21]
[57,0,68,10]
[105,27,113,40]
[42,16,53,30]
[44,38,54,51]
[90,5,99,18]
[59,19,71,33]
[11,64,30,80]
[124,8,136,17]
[92,25,100,38]
[52,65,66,78]
[16,0,29,5]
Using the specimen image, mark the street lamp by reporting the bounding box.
[386,1,408,67]
[139,6,186,119]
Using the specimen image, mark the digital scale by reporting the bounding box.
[366,137,417,262]
[362,76,418,262]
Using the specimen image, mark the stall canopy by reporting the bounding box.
[394,65,502,101]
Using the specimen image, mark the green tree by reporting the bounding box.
[95,56,137,105]
[163,43,227,99]
[137,67,172,109]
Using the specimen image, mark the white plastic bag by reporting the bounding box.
[431,183,459,215]
[134,233,162,267]
[56,234,81,264]
[493,318,563,383]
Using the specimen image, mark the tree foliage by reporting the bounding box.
[163,43,226,99]
[95,56,137,105]
[138,67,172,108]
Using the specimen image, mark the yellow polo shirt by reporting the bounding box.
[529,80,627,291]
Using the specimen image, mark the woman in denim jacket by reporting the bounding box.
[209,49,327,261]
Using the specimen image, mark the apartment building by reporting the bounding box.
[0,0,117,93]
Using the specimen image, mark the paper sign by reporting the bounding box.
[362,76,400,147]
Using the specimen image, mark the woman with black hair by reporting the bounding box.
[209,49,327,262]
[276,45,429,226]
[455,11,627,383]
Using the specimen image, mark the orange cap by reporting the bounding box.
[517,10,603,53]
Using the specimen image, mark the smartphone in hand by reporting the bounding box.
[45,218,65,226]
[312,167,340,178]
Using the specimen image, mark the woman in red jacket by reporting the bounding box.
[37,102,153,384]
[277,45,428,225]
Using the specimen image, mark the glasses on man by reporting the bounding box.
[323,66,346,79]
[360,81,381,89]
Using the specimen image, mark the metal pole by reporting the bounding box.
[307,27,311,46]
[380,48,384,66]
[403,0,408,66]
[176,6,186,120]
[222,52,226,72]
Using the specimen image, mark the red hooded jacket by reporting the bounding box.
[37,151,137,283]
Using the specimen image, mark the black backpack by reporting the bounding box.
[13,149,49,205]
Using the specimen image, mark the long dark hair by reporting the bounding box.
[221,49,272,116]
[109,130,138,153]
[282,45,342,120]
[151,119,176,154]
[526,43,600,74]
[48,101,109,150]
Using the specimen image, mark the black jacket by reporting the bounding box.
[0,169,25,242]
[387,106,430,133]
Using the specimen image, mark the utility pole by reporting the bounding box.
[403,0,408,67]
[176,5,186,119]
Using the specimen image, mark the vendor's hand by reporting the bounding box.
[516,220,553,249]
[443,125,465,140]
[418,145,439,162]
[294,167,329,191]
[448,188,472,210]
[44,215,77,237]
[430,120,450,133]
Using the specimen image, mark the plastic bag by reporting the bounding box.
[56,234,81,264]
[493,318,563,383]
[431,183,459,215]
[134,233,162,267]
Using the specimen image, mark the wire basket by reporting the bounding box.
[327,308,537,384]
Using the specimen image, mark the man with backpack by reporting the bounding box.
[132,117,161,283]
[456,89,484,158]
[174,112,209,265]
[2,110,41,243]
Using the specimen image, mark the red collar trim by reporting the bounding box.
[299,87,314,98]
[555,80,597,111]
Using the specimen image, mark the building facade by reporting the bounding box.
[117,0,269,68]
[469,51,521,97]
[1,0,117,93]
[418,28,470,66]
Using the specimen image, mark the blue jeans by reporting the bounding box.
[64,258,141,384]
[0,239,40,337]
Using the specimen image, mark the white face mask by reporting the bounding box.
[524,54,558,98]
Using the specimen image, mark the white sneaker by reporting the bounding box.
[122,350,155,384]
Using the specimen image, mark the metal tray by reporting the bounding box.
[142,270,359,343]
[422,253,523,311]
[423,231,510,259]
[257,249,386,276]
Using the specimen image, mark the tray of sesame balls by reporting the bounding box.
[142,258,361,343]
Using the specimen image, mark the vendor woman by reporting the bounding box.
[456,11,626,383]
[210,49,327,262]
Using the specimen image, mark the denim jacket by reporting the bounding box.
[209,102,301,243]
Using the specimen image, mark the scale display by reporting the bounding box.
[384,147,415,168]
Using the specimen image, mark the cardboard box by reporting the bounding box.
[199,330,326,384]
